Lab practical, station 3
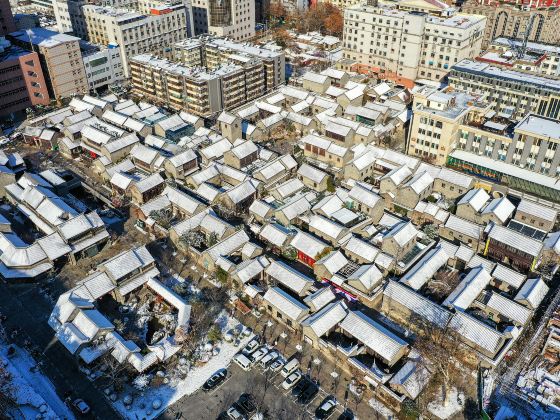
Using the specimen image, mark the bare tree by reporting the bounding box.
[413,316,469,408]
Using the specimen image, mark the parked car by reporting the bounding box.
[242,338,260,355]
[281,358,300,377]
[233,353,253,371]
[298,382,319,405]
[281,370,302,390]
[291,377,310,397]
[315,396,337,419]
[73,399,90,414]
[237,393,256,415]
[226,403,247,420]
[250,346,269,363]
[269,357,285,372]
[202,369,228,391]
[259,350,279,368]
[217,412,229,420]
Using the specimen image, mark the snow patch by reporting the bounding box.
[427,387,464,419]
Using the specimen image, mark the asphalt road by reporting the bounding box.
[0,281,118,419]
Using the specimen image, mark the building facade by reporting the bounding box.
[462,1,560,49]
[191,0,255,41]
[448,59,560,121]
[0,0,15,36]
[0,39,50,119]
[9,28,88,100]
[81,42,125,91]
[342,2,486,87]
[82,0,191,76]
[174,36,285,92]
[130,54,264,116]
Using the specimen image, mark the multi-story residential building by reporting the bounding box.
[462,0,560,49]
[406,86,490,165]
[341,2,486,87]
[448,59,560,121]
[476,37,560,78]
[53,0,89,37]
[444,112,560,201]
[82,0,192,76]
[191,0,254,41]
[9,28,88,100]
[174,36,285,92]
[0,0,15,36]
[0,38,50,119]
[130,54,264,116]
[80,42,125,91]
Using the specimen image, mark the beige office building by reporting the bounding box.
[341,1,486,87]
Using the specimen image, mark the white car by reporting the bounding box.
[269,357,285,372]
[227,405,247,420]
[233,353,253,371]
[242,338,260,355]
[250,347,269,363]
[259,351,279,368]
[281,370,302,390]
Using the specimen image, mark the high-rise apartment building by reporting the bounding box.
[9,28,88,100]
[448,59,560,121]
[0,38,50,119]
[174,36,285,92]
[341,2,486,87]
[82,0,192,76]
[81,42,125,91]
[130,54,264,116]
[462,0,560,49]
[191,0,255,41]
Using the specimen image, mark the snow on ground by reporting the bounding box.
[368,397,394,418]
[1,344,75,419]
[112,312,252,419]
[427,387,464,419]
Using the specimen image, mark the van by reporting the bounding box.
[233,353,253,371]
[280,358,299,377]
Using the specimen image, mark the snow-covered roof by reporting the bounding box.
[389,360,431,400]
[339,311,407,364]
[102,246,154,281]
[486,292,531,326]
[458,189,490,212]
[309,215,346,241]
[348,183,382,209]
[449,311,505,356]
[487,224,543,257]
[492,264,526,289]
[303,287,336,312]
[301,300,348,338]
[232,256,269,284]
[265,260,314,294]
[347,264,383,292]
[481,197,515,223]
[263,287,309,321]
[384,280,451,327]
[166,149,197,168]
[384,221,418,247]
[404,171,434,194]
[259,223,292,248]
[290,230,329,259]
[401,245,448,290]
[343,236,380,263]
[147,278,191,326]
[249,200,273,219]
[515,277,549,309]
[444,214,482,239]
[516,199,557,223]
[164,186,204,215]
[134,173,164,194]
[205,230,250,261]
[382,165,412,186]
[316,250,349,275]
[443,265,491,311]
[298,163,328,184]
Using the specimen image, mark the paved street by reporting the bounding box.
[0,281,118,419]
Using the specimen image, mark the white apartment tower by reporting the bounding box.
[192,0,255,41]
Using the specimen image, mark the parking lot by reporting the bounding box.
[162,344,352,420]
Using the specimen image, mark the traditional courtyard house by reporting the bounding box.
[395,171,434,210]
[381,221,418,260]
[297,164,330,192]
[308,215,349,246]
[290,229,330,267]
[163,150,198,180]
[479,197,516,226]
[439,214,484,250]
[456,189,490,222]
[265,260,314,297]
[223,141,259,170]
[348,183,384,223]
[258,223,293,254]
[514,199,558,233]
[217,111,242,141]
[130,174,166,205]
[301,300,349,347]
[263,287,309,330]
[484,224,544,272]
